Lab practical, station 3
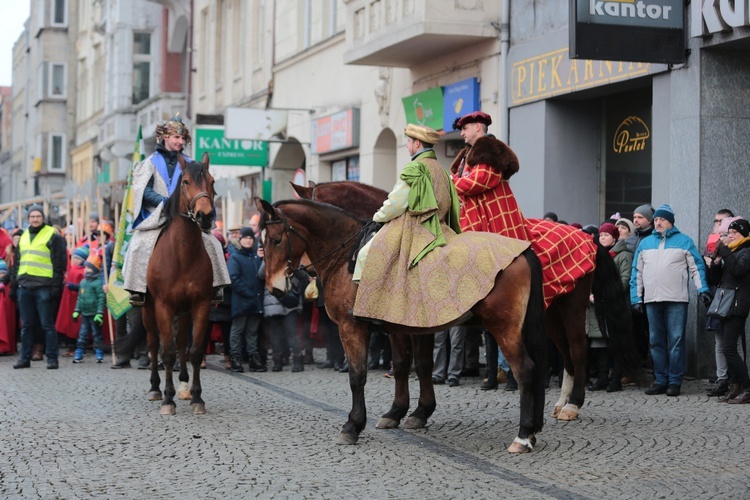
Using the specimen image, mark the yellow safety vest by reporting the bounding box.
[18,225,56,278]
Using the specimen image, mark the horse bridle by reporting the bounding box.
[180,177,214,224]
[264,207,368,284]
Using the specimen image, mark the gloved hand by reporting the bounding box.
[699,291,712,308]
[632,303,644,316]
[66,282,78,291]
[94,313,104,326]
[72,311,80,321]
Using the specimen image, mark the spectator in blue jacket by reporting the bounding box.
[227,227,265,373]
[72,255,106,363]
[630,204,711,397]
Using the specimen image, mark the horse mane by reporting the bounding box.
[162,160,209,224]
[314,180,388,198]
[270,198,364,225]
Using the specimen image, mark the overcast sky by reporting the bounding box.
[0,1,31,87]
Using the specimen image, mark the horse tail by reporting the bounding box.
[591,243,647,386]
[521,247,547,434]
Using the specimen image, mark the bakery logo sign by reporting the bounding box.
[613,116,650,154]
[691,0,750,36]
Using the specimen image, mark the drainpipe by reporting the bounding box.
[499,0,510,143]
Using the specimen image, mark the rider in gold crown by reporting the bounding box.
[122,114,230,306]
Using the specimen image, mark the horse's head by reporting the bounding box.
[255,198,309,298]
[290,181,315,199]
[173,152,215,231]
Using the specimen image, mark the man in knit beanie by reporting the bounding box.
[630,203,711,397]
[625,204,655,254]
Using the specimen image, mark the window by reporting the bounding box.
[49,63,66,97]
[132,32,152,105]
[52,0,68,26]
[48,134,66,172]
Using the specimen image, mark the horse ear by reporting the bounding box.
[290,182,312,199]
[254,197,275,219]
[202,152,210,170]
[308,180,317,188]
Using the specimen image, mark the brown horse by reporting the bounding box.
[292,180,643,423]
[119,153,216,415]
[256,197,547,453]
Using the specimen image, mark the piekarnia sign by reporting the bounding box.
[569,0,685,64]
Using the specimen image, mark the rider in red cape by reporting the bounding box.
[450,111,596,307]
[122,114,230,306]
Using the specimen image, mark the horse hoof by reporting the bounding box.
[192,403,206,415]
[507,436,535,453]
[178,390,191,400]
[148,391,163,401]
[160,405,176,416]
[557,404,579,421]
[403,416,427,430]
[550,405,561,418]
[336,432,358,445]
[375,417,399,429]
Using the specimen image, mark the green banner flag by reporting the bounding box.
[106,126,144,319]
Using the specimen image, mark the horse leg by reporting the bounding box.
[176,314,192,401]
[189,304,211,415]
[142,304,162,401]
[404,333,436,429]
[336,320,370,445]
[376,333,411,429]
[546,303,572,418]
[155,304,177,416]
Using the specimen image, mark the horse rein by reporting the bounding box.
[264,207,369,281]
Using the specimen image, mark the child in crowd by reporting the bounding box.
[58,245,89,356]
[72,254,106,363]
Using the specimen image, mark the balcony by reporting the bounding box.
[343,0,500,67]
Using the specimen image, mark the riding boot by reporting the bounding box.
[718,383,742,402]
[272,353,283,372]
[292,354,305,372]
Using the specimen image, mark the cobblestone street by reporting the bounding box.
[2,351,748,499]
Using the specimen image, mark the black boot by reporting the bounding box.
[292,354,305,373]
[271,353,283,372]
[230,356,244,373]
[707,378,729,397]
[250,354,267,373]
[481,365,499,391]
[304,350,315,365]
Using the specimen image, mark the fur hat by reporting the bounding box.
[459,136,520,180]
[599,222,619,241]
[615,218,635,234]
[653,204,675,225]
[728,218,750,238]
[453,111,492,130]
[717,216,742,235]
[73,246,90,261]
[633,204,654,222]
[155,113,191,145]
[404,124,440,146]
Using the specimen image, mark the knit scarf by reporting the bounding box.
[728,236,750,251]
